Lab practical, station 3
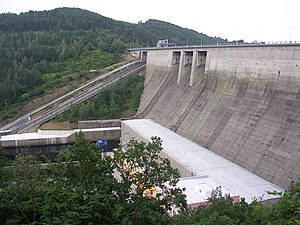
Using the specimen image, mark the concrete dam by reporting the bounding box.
[135,44,300,189]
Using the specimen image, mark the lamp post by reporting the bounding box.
[289,27,293,43]
[200,33,203,46]
[259,29,264,44]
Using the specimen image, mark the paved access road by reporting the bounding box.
[1,61,145,134]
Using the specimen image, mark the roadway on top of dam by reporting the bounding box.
[129,41,300,51]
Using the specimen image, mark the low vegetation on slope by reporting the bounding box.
[56,74,145,122]
[0,7,226,124]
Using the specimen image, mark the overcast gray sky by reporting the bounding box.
[0,0,299,43]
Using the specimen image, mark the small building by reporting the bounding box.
[156,39,175,48]
[164,175,240,215]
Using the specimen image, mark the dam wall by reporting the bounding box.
[206,46,300,82]
[137,50,174,113]
[138,44,300,189]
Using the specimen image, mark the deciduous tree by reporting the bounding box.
[113,136,187,224]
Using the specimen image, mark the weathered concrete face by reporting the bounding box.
[138,45,300,189]
[121,119,283,203]
[206,46,300,80]
[121,121,195,178]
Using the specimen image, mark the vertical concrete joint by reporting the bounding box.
[140,51,143,61]
[190,51,198,86]
[178,50,184,84]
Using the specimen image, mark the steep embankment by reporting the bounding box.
[138,45,300,189]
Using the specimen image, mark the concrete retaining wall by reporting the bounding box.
[82,128,121,142]
[1,136,73,148]
[78,119,121,129]
[1,128,121,148]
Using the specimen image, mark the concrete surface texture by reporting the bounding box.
[138,45,300,189]
[121,119,283,203]
[78,119,121,129]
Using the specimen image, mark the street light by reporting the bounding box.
[259,29,264,44]
[289,27,294,43]
[200,33,203,46]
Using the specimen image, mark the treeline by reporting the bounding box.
[0,29,121,107]
[0,7,226,122]
[0,8,225,46]
[0,134,299,225]
[0,8,156,45]
[179,184,300,225]
[0,135,186,225]
[0,8,151,122]
[57,75,144,122]
[141,19,228,46]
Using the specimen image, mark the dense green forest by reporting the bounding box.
[56,74,144,122]
[0,7,226,123]
[141,19,227,46]
[0,134,299,225]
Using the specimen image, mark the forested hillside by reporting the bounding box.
[0,7,225,123]
[141,19,227,45]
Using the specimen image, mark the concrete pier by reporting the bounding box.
[177,50,184,84]
[190,50,197,86]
